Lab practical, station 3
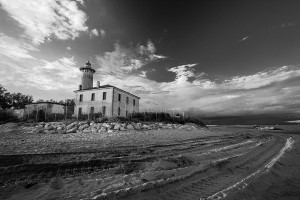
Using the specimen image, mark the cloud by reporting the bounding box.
[0,33,80,100]
[0,0,88,45]
[0,33,38,60]
[96,40,167,77]
[139,71,147,78]
[286,120,300,123]
[223,66,300,89]
[90,28,99,37]
[100,29,106,37]
[96,52,300,118]
[239,36,249,42]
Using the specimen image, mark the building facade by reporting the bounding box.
[25,102,65,115]
[24,102,65,121]
[74,62,140,118]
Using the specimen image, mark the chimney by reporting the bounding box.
[97,81,100,88]
[79,85,82,90]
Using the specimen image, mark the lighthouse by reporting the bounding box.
[79,61,95,90]
[74,61,140,118]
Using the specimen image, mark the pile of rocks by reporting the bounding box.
[32,121,201,134]
[253,125,282,130]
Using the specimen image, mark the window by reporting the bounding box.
[103,92,106,100]
[118,107,120,116]
[78,107,82,116]
[79,94,83,102]
[118,94,121,101]
[126,97,129,104]
[90,107,94,114]
[133,99,135,106]
[91,93,95,101]
[102,106,106,116]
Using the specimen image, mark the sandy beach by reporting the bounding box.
[0,123,299,200]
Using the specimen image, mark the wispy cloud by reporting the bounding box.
[0,0,88,45]
[100,29,106,37]
[96,40,167,77]
[95,48,300,117]
[286,120,300,123]
[90,28,99,37]
[0,33,80,99]
[239,36,249,42]
[0,33,38,60]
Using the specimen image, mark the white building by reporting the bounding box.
[74,61,140,118]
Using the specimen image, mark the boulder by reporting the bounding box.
[66,122,77,130]
[66,127,77,133]
[45,125,55,130]
[149,124,157,129]
[102,123,110,128]
[78,124,89,132]
[38,122,45,126]
[142,124,150,130]
[91,127,98,133]
[57,128,66,134]
[134,123,142,130]
[44,123,51,129]
[33,125,44,134]
[114,123,121,130]
[98,127,106,132]
[83,128,90,133]
[126,124,134,130]
[120,127,126,131]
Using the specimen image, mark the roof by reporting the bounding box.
[74,84,140,99]
[79,67,95,73]
[25,102,65,106]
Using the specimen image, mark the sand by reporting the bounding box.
[0,124,299,200]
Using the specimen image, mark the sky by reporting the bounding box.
[0,0,300,124]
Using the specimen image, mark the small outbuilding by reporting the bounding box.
[25,102,65,121]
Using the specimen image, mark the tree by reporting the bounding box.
[0,84,33,109]
[0,85,11,109]
[10,92,33,109]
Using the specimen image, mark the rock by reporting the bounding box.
[44,123,50,129]
[58,129,66,134]
[126,124,134,130]
[83,128,90,133]
[46,125,55,130]
[66,127,77,133]
[33,126,44,134]
[107,130,113,133]
[133,123,142,130]
[142,124,150,130]
[114,123,121,130]
[100,127,106,131]
[149,124,157,129]
[38,122,45,126]
[78,124,89,132]
[66,122,77,130]
[120,127,126,131]
[91,128,98,133]
[102,123,110,128]
[57,127,66,134]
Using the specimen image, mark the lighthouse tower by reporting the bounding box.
[79,61,95,90]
